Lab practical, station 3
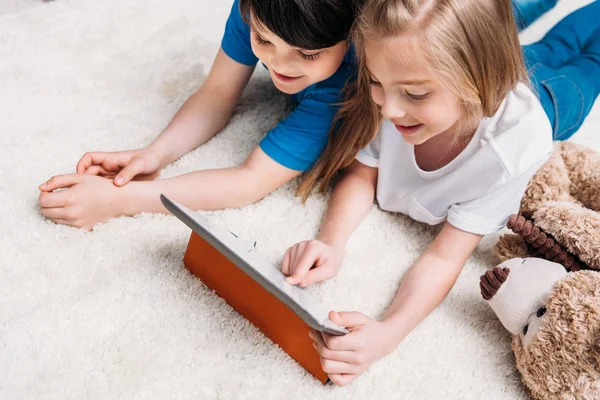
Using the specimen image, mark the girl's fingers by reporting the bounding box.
[328,373,358,387]
[281,249,292,276]
[48,218,76,227]
[301,262,333,287]
[319,357,359,375]
[311,332,357,364]
[288,242,319,284]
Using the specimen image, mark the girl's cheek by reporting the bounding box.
[371,86,384,106]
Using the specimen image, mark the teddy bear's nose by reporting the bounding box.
[480,267,510,300]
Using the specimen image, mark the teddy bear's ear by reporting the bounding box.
[533,202,600,270]
[556,141,600,212]
[480,266,510,300]
[506,214,583,271]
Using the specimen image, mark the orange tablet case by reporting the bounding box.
[161,195,347,383]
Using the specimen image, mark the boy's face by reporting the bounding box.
[249,19,348,94]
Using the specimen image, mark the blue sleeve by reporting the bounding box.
[221,0,259,66]
[259,88,341,171]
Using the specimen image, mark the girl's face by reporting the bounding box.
[250,19,348,95]
[365,37,464,145]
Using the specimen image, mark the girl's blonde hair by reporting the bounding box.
[297,0,528,201]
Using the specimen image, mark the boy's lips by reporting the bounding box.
[395,123,423,135]
[272,70,302,83]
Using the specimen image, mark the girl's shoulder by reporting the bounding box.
[478,83,553,178]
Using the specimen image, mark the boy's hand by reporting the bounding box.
[38,174,130,230]
[76,147,164,187]
[310,311,397,387]
[281,240,344,287]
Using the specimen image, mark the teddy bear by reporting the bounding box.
[494,141,600,271]
[480,258,600,400]
[477,141,600,399]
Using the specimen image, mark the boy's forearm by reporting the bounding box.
[121,167,275,215]
[380,251,465,346]
[149,85,239,166]
[318,171,376,249]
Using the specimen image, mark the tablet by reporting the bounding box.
[160,195,348,336]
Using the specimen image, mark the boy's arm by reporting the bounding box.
[121,146,301,213]
[149,48,255,165]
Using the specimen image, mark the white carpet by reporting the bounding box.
[1,0,598,398]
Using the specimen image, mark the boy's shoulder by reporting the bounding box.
[481,83,553,178]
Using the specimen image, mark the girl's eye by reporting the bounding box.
[406,91,430,101]
[369,77,382,87]
[255,34,271,46]
[299,52,321,61]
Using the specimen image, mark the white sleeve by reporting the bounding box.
[355,131,381,168]
[447,163,543,235]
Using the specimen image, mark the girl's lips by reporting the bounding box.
[272,70,302,83]
[395,123,423,135]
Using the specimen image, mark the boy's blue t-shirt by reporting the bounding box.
[221,0,355,172]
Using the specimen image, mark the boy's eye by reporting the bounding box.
[406,91,430,101]
[369,77,382,87]
[255,34,271,46]
[298,51,321,61]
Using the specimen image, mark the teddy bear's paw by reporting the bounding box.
[534,202,600,270]
[558,141,600,211]
[494,234,530,262]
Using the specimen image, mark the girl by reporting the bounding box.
[283,0,600,386]
[38,0,360,230]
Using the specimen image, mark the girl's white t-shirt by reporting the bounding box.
[355,83,553,235]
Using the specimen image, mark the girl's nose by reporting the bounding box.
[381,96,407,120]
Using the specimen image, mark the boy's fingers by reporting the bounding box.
[39,174,84,192]
[76,152,107,174]
[85,165,113,177]
[114,158,144,186]
[39,190,70,208]
[40,206,68,219]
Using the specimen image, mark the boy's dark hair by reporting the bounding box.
[239,0,361,50]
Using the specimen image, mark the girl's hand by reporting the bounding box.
[281,240,344,287]
[38,174,130,230]
[310,311,397,387]
[76,146,165,187]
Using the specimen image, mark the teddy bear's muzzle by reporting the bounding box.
[480,267,510,300]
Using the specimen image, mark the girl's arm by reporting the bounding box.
[282,160,378,286]
[311,222,482,386]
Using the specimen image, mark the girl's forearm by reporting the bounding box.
[379,251,465,345]
[318,168,377,249]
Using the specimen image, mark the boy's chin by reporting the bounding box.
[270,76,310,95]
